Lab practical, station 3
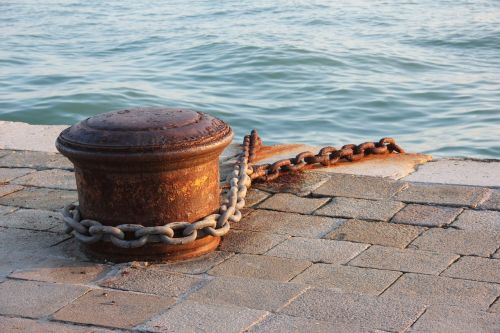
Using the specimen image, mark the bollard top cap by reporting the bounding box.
[56,107,233,160]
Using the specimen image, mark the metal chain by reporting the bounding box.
[250,137,404,182]
[62,130,403,248]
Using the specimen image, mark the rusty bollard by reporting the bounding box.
[56,107,233,262]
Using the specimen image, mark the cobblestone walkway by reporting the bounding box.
[0,148,499,332]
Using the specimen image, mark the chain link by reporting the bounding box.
[249,137,404,182]
[62,130,403,248]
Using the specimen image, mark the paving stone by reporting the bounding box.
[12,169,77,190]
[451,209,500,233]
[266,237,368,264]
[258,193,330,214]
[410,305,500,333]
[0,228,73,278]
[189,275,307,311]
[0,150,73,170]
[0,204,17,215]
[138,300,268,333]
[409,228,500,257]
[291,263,401,295]
[403,159,500,187]
[99,267,204,297]
[53,289,174,329]
[0,187,78,210]
[490,299,500,313]
[0,316,118,333]
[326,219,423,249]
[0,184,23,197]
[315,197,405,221]
[0,208,64,231]
[0,167,35,183]
[349,245,459,275]
[494,248,500,259]
[394,183,490,208]
[391,204,462,227]
[248,313,379,333]
[441,256,500,284]
[0,279,89,318]
[0,150,11,158]
[382,273,500,310]
[441,306,500,330]
[10,260,109,284]
[154,251,234,274]
[234,209,344,238]
[281,287,426,332]
[219,229,289,255]
[209,253,311,282]
[481,190,500,211]
[254,172,330,196]
[245,188,271,207]
[312,173,407,200]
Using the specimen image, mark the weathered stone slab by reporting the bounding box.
[0,187,77,210]
[490,299,500,313]
[451,209,500,233]
[189,275,307,311]
[291,263,401,295]
[311,153,432,179]
[0,279,88,318]
[266,237,368,264]
[219,229,289,255]
[99,267,204,297]
[409,228,500,257]
[403,159,500,187]
[382,273,499,310]
[312,173,407,200]
[0,184,23,197]
[315,197,404,221]
[138,300,268,333]
[391,204,463,227]
[155,251,234,275]
[441,256,500,284]
[0,204,16,215]
[0,121,68,153]
[0,316,118,333]
[0,208,64,231]
[481,190,500,211]
[0,167,35,183]
[349,245,459,275]
[409,305,500,333]
[234,209,344,238]
[0,228,72,278]
[209,253,311,282]
[12,169,77,190]
[281,287,425,332]
[10,260,109,284]
[220,142,242,161]
[53,289,174,329]
[394,183,490,208]
[0,149,73,169]
[245,189,271,207]
[254,172,330,196]
[248,313,377,333]
[258,193,329,214]
[326,219,423,249]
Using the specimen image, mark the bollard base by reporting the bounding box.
[81,235,220,263]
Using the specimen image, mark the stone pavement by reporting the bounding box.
[0,145,499,333]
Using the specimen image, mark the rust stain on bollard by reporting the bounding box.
[56,107,233,262]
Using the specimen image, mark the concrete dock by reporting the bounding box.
[0,121,499,332]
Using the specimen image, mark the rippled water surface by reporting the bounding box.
[1,0,499,157]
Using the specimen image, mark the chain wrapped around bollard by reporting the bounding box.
[62,129,404,249]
